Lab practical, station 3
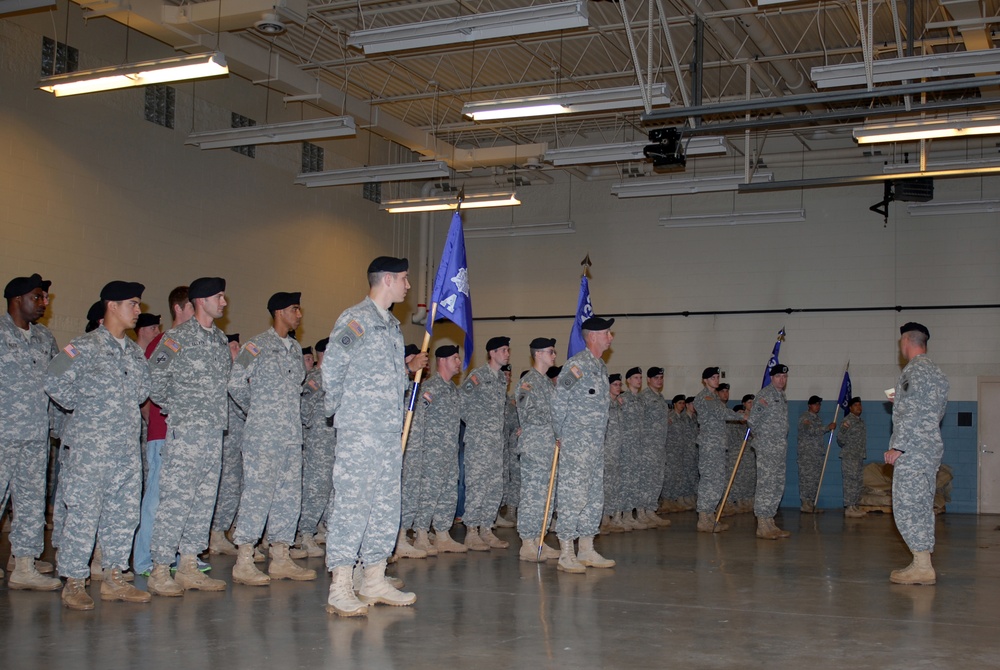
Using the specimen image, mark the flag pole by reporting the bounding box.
[401,302,438,453]
[537,441,560,561]
[715,427,751,527]
[813,360,850,507]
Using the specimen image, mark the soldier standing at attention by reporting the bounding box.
[46,281,152,610]
[228,292,316,586]
[322,256,427,617]
[515,337,561,562]
[694,368,744,532]
[749,364,792,540]
[209,333,245,555]
[1,273,61,590]
[601,373,626,532]
[146,277,231,596]
[797,395,837,513]
[884,322,948,585]
[551,317,615,574]
[838,397,868,518]
[498,363,520,529]
[638,368,671,528]
[660,394,688,513]
[619,367,645,530]
[459,336,511,551]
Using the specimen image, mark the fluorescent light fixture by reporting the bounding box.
[465,221,575,238]
[294,160,449,187]
[463,84,669,121]
[854,116,1000,144]
[348,1,588,55]
[659,209,806,228]
[883,158,1000,174]
[612,172,773,198]
[812,50,1000,89]
[545,136,726,166]
[187,116,356,150]
[38,51,228,97]
[907,200,1000,216]
[0,0,56,16]
[380,191,520,214]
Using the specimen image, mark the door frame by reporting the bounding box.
[977,376,1000,514]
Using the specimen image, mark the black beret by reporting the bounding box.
[500,364,511,372]
[849,396,862,406]
[367,256,409,274]
[529,337,556,350]
[717,383,730,391]
[769,363,789,375]
[315,337,329,353]
[733,404,744,412]
[900,322,930,339]
[702,366,720,379]
[626,367,642,379]
[671,394,686,403]
[301,346,313,356]
[267,292,300,313]
[100,281,144,301]
[435,344,459,358]
[648,367,664,377]
[609,373,622,383]
[4,273,51,299]
[581,316,614,331]
[486,336,510,352]
[134,313,161,330]
[685,396,695,403]
[520,370,530,379]
[189,277,226,300]
[808,395,823,405]
[742,394,755,404]
[546,365,562,379]
[227,333,240,344]
[404,344,420,357]
[85,320,100,333]
[86,300,104,323]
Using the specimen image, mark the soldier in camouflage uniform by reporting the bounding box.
[659,395,688,513]
[749,364,791,540]
[678,397,700,509]
[551,317,615,573]
[210,333,245,554]
[323,257,427,617]
[884,322,948,585]
[147,277,231,596]
[515,337,560,561]
[731,394,757,513]
[694,368,745,532]
[638,368,670,527]
[602,374,626,532]
[228,291,315,586]
[46,281,152,610]
[459,336,510,551]
[838,397,868,518]
[498,363,520,529]
[295,337,337,558]
[1,273,61,590]
[618,367,645,529]
[716,384,743,516]
[796,395,837,514]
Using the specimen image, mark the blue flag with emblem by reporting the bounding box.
[567,275,594,358]
[428,211,474,368]
[837,370,853,414]
[761,327,786,388]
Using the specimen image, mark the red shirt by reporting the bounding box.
[145,332,168,441]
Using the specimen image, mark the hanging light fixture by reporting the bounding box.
[37,51,229,97]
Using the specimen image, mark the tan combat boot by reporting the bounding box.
[300,533,324,558]
[326,565,368,617]
[646,510,672,527]
[518,537,544,563]
[577,536,615,568]
[232,544,270,586]
[268,543,317,581]
[146,563,184,596]
[393,528,428,559]
[890,551,936,585]
[464,526,490,552]
[8,556,62,591]
[756,517,791,540]
[480,526,509,549]
[697,512,728,533]
[556,539,586,574]
[844,506,868,518]
[432,529,468,554]
[314,522,327,545]
[100,568,151,603]
[358,560,416,606]
[412,529,438,556]
[62,577,94,610]
[351,563,404,591]
[174,554,226,591]
[7,555,54,573]
[209,530,238,556]
[494,509,516,528]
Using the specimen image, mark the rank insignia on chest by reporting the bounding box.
[570,366,583,379]
[348,320,365,337]
[163,337,181,353]
[63,344,79,358]
[246,342,261,357]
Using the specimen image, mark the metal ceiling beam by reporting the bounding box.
[737,165,1000,192]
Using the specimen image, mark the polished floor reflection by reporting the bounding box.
[3,511,999,669]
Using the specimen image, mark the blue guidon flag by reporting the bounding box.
[761,327,786,388]
[837,370,853,414]
[567,275,594,358]
[428,211,474,369]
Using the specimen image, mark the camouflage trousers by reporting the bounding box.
[555,433,605,541]
[517,434,557,540]
[619,438,644,510]
[679,440,700,498]
[892,453,939,552]
[503,446,521,509]
[51,445,68,550]
[604,440,624,516]
[57,444,141,580]
[729,442,756,503]
[461,430,504,528]
[840,450,865,508]
[753,438,787,519]
[640,441,665,509]
[660,444,684,501]
[233,438,302,547]
[399,444,427,531]
[325,429,402,569]
[150,428,223,564]
[299,427,336,535]
[426,446,460,534]
[0,439,49,558]
[797,439,827,504]
[696,439,728,514]
[211,427,243,533]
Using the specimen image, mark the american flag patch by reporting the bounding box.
[348,320,365,337]
[307,379,319,391]
[163,337,180,352]
[570,366,583,379]
[246,342,261,357]
[63,344,79,358]
[470,374,479,386]
[422,392,433,403]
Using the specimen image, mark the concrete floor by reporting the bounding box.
[2,511,999,669]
